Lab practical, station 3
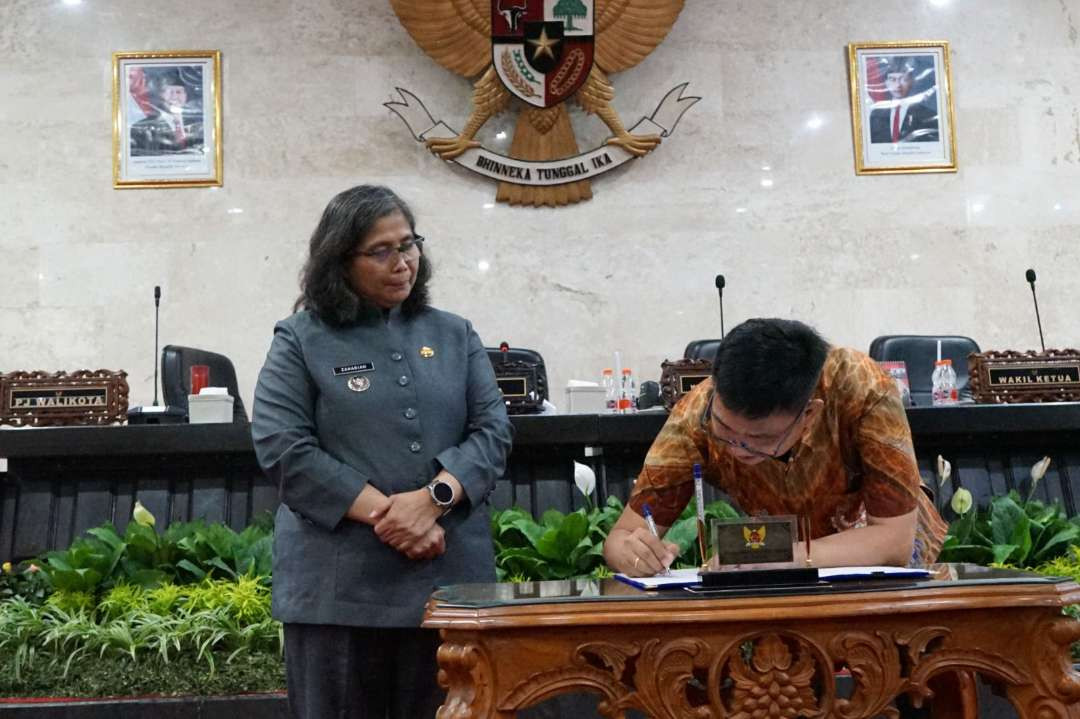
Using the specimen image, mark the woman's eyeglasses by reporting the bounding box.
[698,390,808,462]
[353,235,425,264]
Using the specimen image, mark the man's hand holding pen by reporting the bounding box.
[604,504,680,577]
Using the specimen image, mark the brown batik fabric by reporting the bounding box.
[628,347,948,565]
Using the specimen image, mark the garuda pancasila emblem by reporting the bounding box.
[387,0,697,206]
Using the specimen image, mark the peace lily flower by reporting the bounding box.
[1,561,11,574]
[951,487,973,516]
[573,461,596,499]
[936,455,952,488]
[1031,456,1051,488]
[132,500,156,527]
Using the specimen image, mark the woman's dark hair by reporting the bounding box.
[711,318,829,419]
[294,185,431,326]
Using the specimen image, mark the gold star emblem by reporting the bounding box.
[527,26,559,63]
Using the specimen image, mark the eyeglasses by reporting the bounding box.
[352,235,425,264]
[699,390,808,462]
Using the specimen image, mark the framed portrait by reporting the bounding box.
[112,51,222,188]
[847,41,957,175]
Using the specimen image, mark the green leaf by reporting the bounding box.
[1033,526,1080,563]
[990,495,1027,546]
[993,543,1020,565]
[540,509,565,529]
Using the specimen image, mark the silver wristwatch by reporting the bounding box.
[427,478,455,515]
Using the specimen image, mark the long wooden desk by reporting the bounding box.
[3,403,1080,559]
[424,565,1080,718]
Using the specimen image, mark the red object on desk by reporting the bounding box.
[190,365,210,395]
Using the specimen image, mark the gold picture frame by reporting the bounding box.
[112,50,222,188]
[847,41,957,175]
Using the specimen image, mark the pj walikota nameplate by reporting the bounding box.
[386,0,699,206]
[1,370,130,427]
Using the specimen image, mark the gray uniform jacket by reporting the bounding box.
[252,307,513,627]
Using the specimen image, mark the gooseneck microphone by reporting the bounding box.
[715,274,726,339]
[1026,269,1046,353]
[153,285,162,406]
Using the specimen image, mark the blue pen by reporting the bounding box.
[642,503,672,576]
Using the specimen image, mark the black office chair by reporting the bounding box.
[867,335,981,406]
[485,346,548,402]
[161,345,248,422]
[683,339,723,363]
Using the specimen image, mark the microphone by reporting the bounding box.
[714,274,725,339]
[153,286,161,406]
[127,284,185,424]
[1026,268,1046,353]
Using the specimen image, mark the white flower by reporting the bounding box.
[573,461,596,499]
[1031,456,1052,488]
[951,487,973,516]
[936,455,952,488]
[132,500,156,527]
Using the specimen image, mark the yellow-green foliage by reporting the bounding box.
[216,576,271,624]
[146,583,184,615]
[1035,546,1080,583]
[98,583,147,619]
[45,590,95,614]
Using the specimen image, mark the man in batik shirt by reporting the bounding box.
[603,318,948,577]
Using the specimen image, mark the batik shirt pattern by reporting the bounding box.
[629,347,948,565]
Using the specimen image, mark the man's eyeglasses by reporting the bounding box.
[352,235,425,264]
[699,390,808,462]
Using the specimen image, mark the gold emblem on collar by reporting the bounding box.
[347,375,370,392]
[419,346,435,358]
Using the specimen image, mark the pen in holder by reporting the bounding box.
[801,515,813,567]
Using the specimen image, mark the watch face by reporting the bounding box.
[432,481,454,504]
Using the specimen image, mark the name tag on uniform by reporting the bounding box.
[333,362,375,376]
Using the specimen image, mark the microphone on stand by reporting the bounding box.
[1026,268,1046,353]
[153,285,161,406]
[127,285,185,424]
[715,274,726,339]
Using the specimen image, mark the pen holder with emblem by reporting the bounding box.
[659,358,712,409]
[700,515,819,588]
[968,349,1080,403]
[492,360,544,415]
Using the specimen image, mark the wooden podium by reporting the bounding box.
[424,566,1080,718]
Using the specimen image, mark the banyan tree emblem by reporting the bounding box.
[387,0,699,206]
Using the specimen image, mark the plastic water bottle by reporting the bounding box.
[931,359,958,406]
[601,368,616,413]
[618,368,637,413]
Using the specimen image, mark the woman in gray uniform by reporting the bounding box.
[252,185,513,719]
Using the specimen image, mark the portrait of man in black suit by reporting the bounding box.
[129,67,205,156]
[868,56,940,144]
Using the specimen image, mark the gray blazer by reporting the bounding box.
[252,307,513,627]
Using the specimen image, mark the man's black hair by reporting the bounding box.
[710,318,829,419]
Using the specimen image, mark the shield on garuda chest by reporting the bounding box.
[492,0,594,108]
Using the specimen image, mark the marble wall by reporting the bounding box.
[2,0,1079,413]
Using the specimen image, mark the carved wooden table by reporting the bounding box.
[423,565,1080,718]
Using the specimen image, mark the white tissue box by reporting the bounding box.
[188,392,234,424]
[564,386,607,414]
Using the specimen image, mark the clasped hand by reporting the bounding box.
[371,489,445,560]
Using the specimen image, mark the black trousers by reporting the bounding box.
[283,623,444,719]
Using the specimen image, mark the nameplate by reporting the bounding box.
[1,370,130,427]
[969,349,1080,403]
[712,515,797,569]
[659,358,712,409]
[492,360,544,415]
